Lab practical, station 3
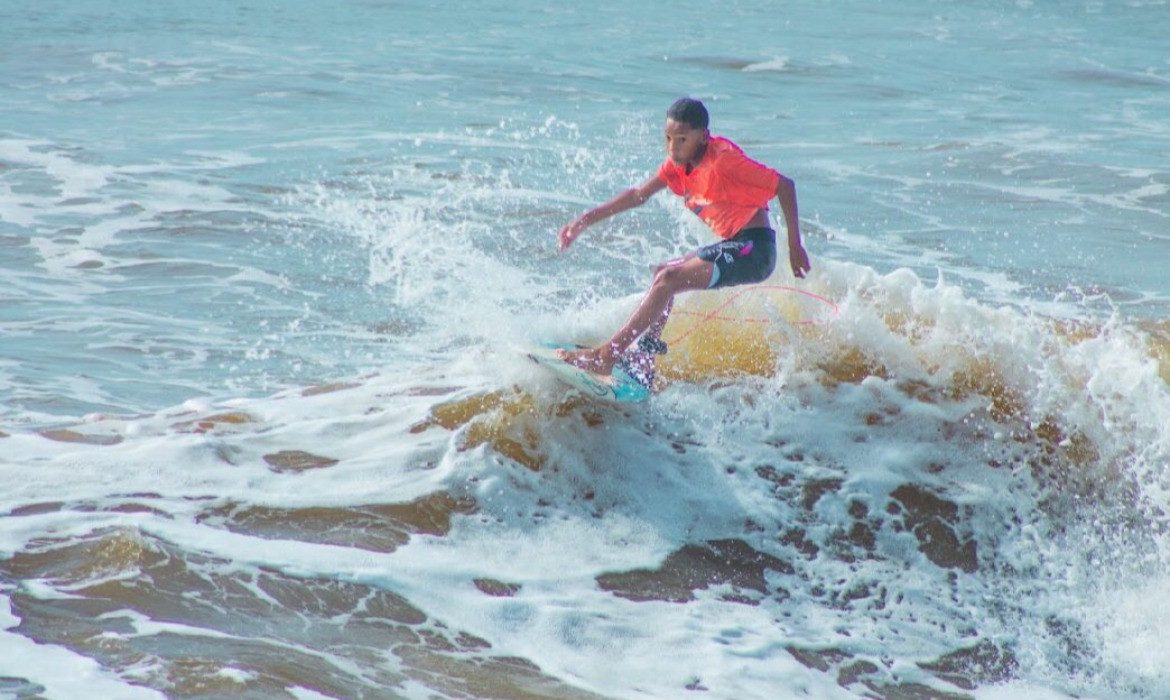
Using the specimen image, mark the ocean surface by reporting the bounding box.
[2,1,1169,698]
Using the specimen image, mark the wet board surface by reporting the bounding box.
[525,343,651,403]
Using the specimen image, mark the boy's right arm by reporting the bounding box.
[558,175,666,252]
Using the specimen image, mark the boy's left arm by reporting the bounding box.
[775,174,810,278]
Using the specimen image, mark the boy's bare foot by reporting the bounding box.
[557,345,618,375]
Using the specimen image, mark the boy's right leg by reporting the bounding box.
[618,299,673,388]
[640,298,672,351]
[560,255,712,374]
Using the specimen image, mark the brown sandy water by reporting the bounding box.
[1,285,1167,699]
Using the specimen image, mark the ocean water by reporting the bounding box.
[2,0,1169,698]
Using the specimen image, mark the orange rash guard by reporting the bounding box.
[656,136,781,240]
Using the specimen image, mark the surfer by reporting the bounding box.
[557,97,810,376]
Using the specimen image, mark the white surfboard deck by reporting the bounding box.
[525,342,651,403]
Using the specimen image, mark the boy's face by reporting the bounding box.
[664,118,708,166]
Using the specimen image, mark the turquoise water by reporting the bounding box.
[2,1,1169,698]
[3,0,1167,419]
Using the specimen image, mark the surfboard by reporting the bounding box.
[525,342,652,403]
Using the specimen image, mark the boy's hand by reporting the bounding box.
[558,220,586,252]
[789,243,811,278]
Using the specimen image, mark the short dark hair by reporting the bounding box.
[666,97,709,130]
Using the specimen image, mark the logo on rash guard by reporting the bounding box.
[721,240,753,264]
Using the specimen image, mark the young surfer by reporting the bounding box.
[557,97,810,376]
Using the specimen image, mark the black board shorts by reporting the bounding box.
[695,227,777,289]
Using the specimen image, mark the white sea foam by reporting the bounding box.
[1,597,164,699]
[0,139,115,201]
[2,258,1165,697]
[742,57,790,73]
